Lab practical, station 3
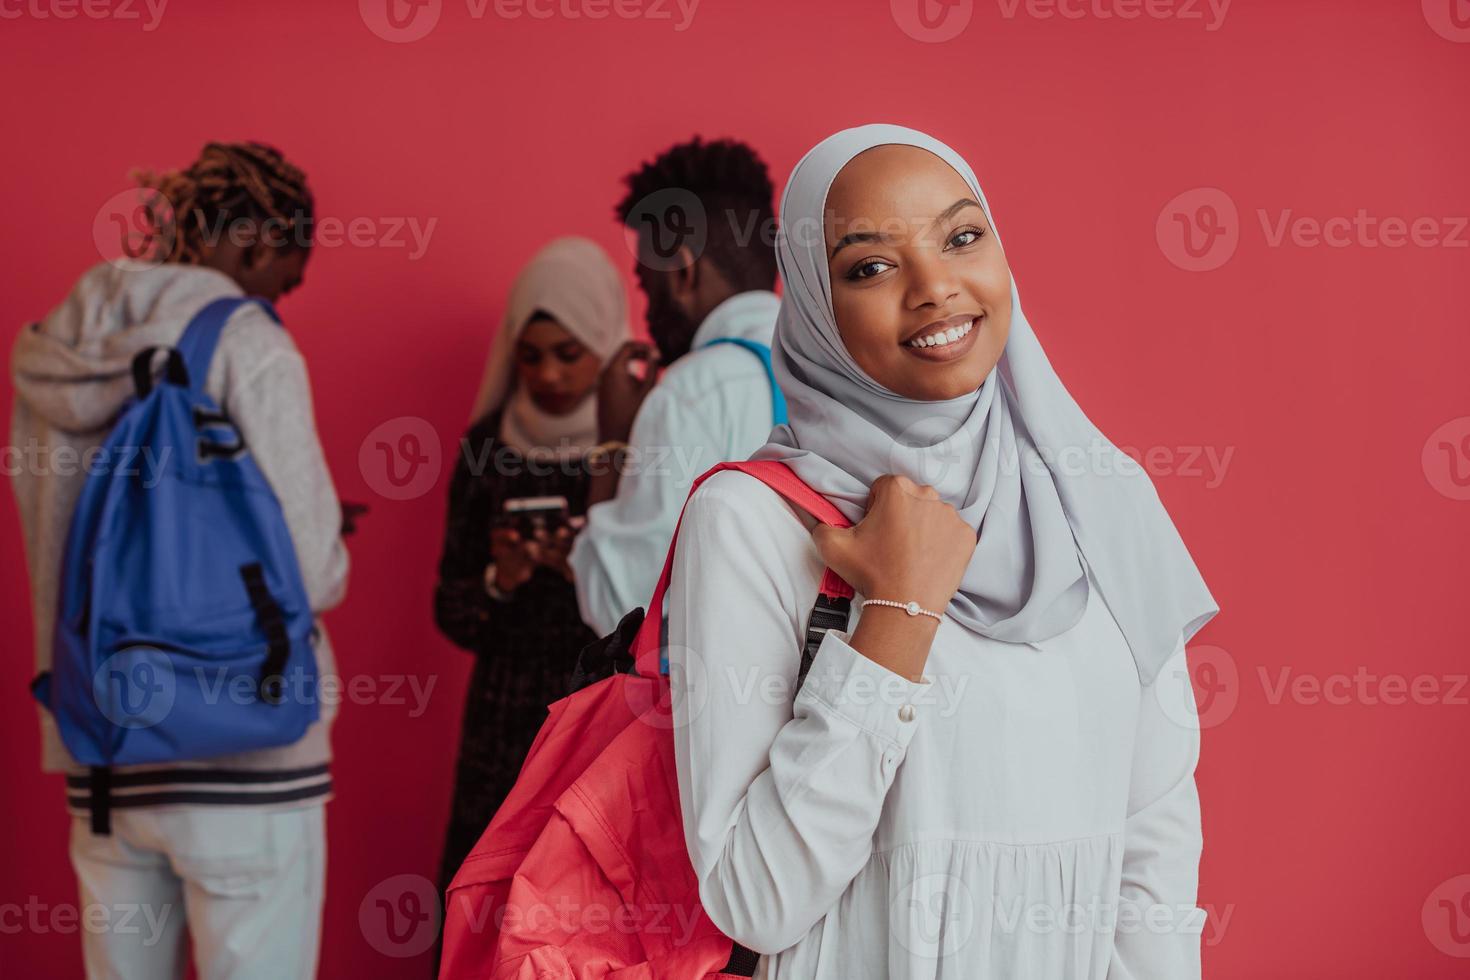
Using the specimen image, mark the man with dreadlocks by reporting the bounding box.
[9,141,348,979]
[568,136,783,636]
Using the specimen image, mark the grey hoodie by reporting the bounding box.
[10,261,349,811]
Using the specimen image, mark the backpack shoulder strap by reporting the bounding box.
[175,296,281,393]
[639,459,853,977]
[699,337,788,426]
[633,459,853,679]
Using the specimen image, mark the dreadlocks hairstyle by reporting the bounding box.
[616,136,778,292]
[130,141,315,265]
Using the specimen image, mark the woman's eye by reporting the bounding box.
[848,259,892,281]
[516,349,541,365]
[948,227,984,249]
[555,348,586,365]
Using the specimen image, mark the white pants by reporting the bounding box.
[68,804,326,980]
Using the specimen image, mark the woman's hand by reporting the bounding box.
[809,475,976,680]
[489,526,538,594]
[530,524,578,584]
[812,474,975,611]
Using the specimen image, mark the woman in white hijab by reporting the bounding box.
[433,236,630,919]
[666,126,1220,978]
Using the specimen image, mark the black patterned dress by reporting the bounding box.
[433,409,598,893]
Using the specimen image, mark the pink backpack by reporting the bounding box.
[439,460,854,979]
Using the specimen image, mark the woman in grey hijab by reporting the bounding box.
[666,124,1220,978]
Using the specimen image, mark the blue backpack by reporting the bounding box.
[32,297,319,832]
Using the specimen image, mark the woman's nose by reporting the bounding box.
[904,252,960,310]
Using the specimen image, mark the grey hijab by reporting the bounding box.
[752,124,1218,686]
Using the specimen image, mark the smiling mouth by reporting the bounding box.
[901,313,982,357]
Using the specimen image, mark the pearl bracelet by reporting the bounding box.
[861,598,942,622]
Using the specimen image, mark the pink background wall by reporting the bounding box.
[3,0,1469,976]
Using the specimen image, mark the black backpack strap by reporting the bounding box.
[130,346,188,399]
[720,942,762,976]
[89,766,112,836]
[240,563,290,704]
[798,593,852,691]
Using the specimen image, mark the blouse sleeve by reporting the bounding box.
[666,473,930,956]
[1107,632,1209,980]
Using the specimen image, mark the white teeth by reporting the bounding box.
[908,318,974,349]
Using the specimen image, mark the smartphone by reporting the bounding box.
[494,495,571,538]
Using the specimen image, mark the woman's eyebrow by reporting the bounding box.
[934,198,984,225]
[829,229,898,261]
[828,198,985,260]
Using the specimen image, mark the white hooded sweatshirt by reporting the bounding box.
[10,261,349,813]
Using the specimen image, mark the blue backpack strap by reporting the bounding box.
[699,337,788,426]
[175,296,281,392]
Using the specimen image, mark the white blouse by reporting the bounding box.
[666,470,1206,979]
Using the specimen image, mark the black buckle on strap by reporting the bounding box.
[799,593,851,691]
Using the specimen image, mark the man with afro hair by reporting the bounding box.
[570,136,784,636]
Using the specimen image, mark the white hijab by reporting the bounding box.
[753,124,1218,686]
[469,236,630,457]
